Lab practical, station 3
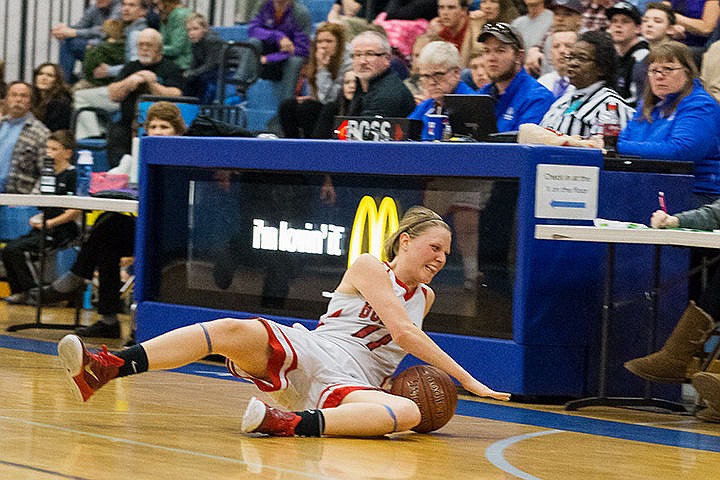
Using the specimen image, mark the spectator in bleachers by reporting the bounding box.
[0,82,49,193]
[619,41,720,208]
[580,0,612,32]
[511,0,554,51]
[328,0,374,38]
[73,0,150,140]
[31,63,73,132]
[279,22,350,138]
[471,0,520,24]
[476,23,555,131]
[51,0,122,83]
[347,30,416,116]
[1,130,81,305]
[373,0,438,58]
[312,69,358,137]
[427,0,481,67]
[537,29,578,97]
[404,33,442,102]
[241,0,312,103]
[34,102,186,340]
[540,30,633,137]
[0,61,5,115]
[106,28,184,166]
[408,41,476,139]
[607,1,648,106]
[153,0,193,70]
[467,50,491,89]
[524,0,583,78]
[701,39,720,102]
[642,2,677,48]
[76,19,126,90]
[183,13,223,103]
[667,0,719,62]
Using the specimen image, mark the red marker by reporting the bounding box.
[658,191,667,213]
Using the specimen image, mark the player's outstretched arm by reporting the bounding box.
[341,255,511,402]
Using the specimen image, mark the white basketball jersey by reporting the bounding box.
[313,264,429,385]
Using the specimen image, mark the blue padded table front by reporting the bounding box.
[133,137,692,399]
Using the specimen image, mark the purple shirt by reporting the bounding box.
[248,1,311,63]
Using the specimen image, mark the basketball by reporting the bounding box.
[390,364,458,433]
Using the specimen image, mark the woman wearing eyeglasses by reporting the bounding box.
[618,41,720,207]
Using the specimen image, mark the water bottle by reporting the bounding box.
[599,103,621,155]
[40,155,56,195]
[442,118,453,141]
[76,150,94,196]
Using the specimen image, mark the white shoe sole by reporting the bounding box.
[241,397,265,433]
[57,334,84,402]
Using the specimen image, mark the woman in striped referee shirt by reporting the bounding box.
[539,30,634,138]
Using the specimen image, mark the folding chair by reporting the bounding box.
[216,41,261,104]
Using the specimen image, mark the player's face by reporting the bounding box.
[403,226,451,284]
[146,119,178,136]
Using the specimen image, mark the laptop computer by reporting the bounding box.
[443,94,498,141]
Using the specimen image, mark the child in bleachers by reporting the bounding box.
[77,19,126,90]
[1,130,81,305]
[183,12,224,103]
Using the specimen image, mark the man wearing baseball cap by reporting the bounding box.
[525,0,584,77]
[607,0,648,106]
[476,22,555,132]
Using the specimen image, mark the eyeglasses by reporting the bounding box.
[647,66,684,77]
[418,69,454,82]
[351,51,387,60]
[481,23,522,50]
[564,54,595,63]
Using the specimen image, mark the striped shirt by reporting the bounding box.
[540,81,634,138]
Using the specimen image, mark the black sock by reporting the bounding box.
[115,344,149,377]
[293,409,325,437]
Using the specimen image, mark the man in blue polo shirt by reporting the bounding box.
[477,22,554,132]
[408,41,477,140]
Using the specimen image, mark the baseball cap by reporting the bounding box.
[606,1,642,24]
[551,0,584,14]
[477,23,525,50]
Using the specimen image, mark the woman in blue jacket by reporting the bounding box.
[618,41,720,208]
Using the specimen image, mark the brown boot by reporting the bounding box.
[624,302,715,383]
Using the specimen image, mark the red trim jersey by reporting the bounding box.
[226,264,430,410]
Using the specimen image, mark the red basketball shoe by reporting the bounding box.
[241,397,301,436]
[58,334,124,401]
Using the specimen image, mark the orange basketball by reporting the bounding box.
[390,364,458,433]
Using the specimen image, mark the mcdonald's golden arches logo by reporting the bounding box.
[348,196,399,267]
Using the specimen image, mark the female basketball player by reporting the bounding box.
[58,206,510,437]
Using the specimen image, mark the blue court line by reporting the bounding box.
[4,334,719,453]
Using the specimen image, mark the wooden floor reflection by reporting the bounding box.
[1,303,719,480]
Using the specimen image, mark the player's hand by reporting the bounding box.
[650,210,679,229]
[463,378,511,401]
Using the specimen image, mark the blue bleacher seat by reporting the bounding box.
[212,25,250,42]
[244,79,283,130]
